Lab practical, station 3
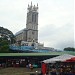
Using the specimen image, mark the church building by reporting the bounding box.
[15,2,43,48]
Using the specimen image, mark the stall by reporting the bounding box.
[43,54,75,63]
[42,54,75,75]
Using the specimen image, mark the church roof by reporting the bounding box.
[15,28,27,36]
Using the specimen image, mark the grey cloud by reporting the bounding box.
[39,23,74,49]
[0,0,74,49]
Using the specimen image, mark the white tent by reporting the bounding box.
[43,54,75,63]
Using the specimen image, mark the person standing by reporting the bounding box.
[50,68,57,75]
[41,62,47,75]
[29,63,33,71]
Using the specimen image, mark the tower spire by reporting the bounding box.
[31,1,32,6]
[37,3,38,7]
[34,5,35,7]
[28,4,29,7]
[26,2,38,42]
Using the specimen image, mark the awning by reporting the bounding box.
[64,57,75,62]
[43,54,75,63]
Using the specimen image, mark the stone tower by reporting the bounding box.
[26,2,38,43]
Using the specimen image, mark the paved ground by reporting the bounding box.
[0,67,41,75]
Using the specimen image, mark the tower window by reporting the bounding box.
[34,14,36,22]
[32,13,36,22]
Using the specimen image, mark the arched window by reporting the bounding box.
[32,13,36,22]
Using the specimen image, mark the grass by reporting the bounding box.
[0,67,41,75]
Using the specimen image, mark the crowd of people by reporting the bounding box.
[41,62,75,75]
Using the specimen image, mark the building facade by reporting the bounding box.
[15,2,39,46]
[12,2,56,50]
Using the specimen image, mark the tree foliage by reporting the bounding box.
[0,27,15,53]
[0,38,9,53]
[64,47,75,51]
[0,27,15,44]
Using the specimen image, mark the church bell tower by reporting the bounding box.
[26,2,38,42]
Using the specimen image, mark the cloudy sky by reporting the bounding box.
[0,0,74,50]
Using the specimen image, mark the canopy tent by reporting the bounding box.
[43,54,75,63]
[65,57,75,62]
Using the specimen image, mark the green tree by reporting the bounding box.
[0,26,15,53]
[0,26,15,44]
[64,47,75,51]
[0,39,10,53]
